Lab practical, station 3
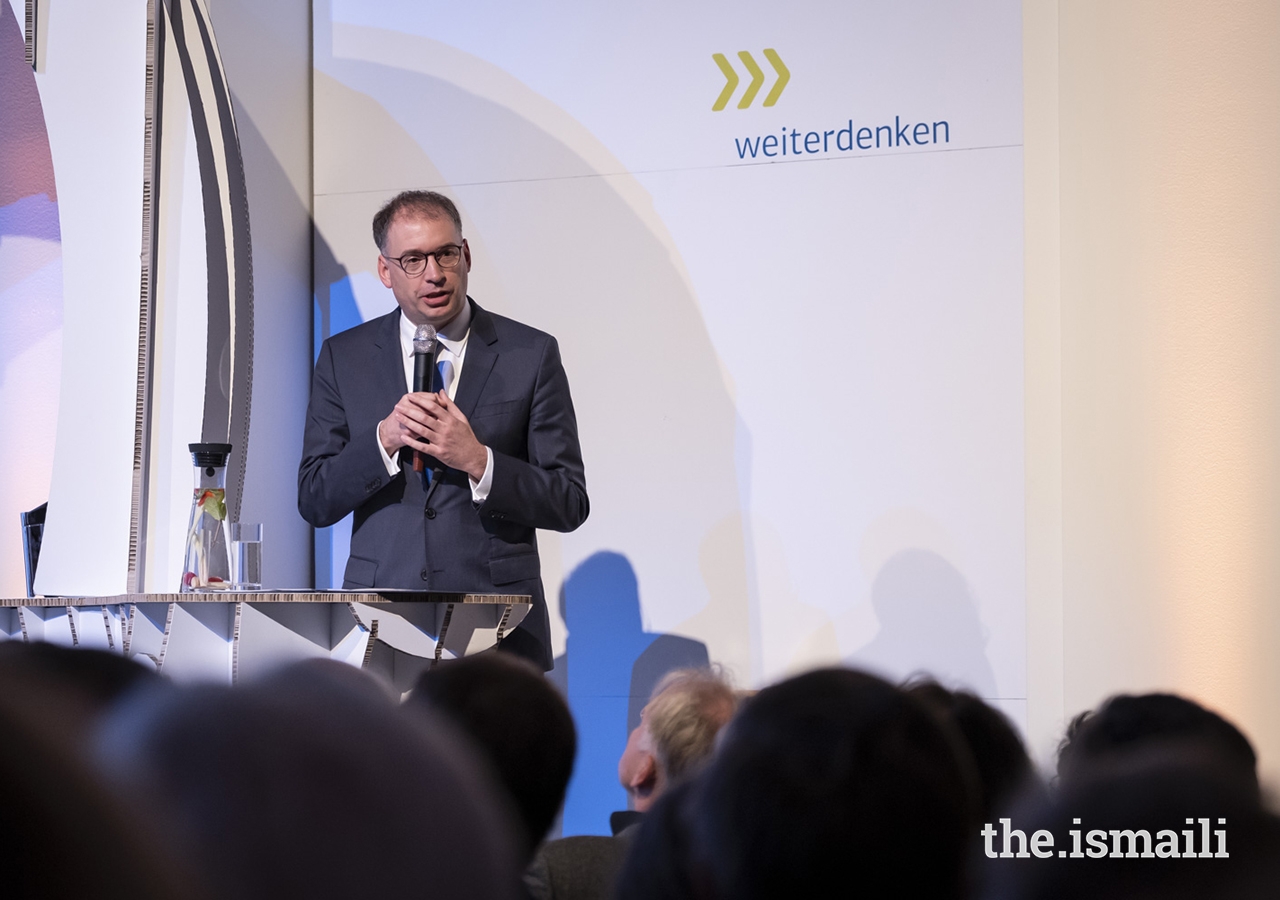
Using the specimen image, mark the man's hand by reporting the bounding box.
[378,391,488,481]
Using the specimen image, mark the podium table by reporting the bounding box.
[0,592,531,690]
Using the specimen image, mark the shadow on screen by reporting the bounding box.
[846,548,997,698]
[550,551,708,837]
[310,229,361,589]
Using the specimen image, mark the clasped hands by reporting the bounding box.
[378,391,488,482]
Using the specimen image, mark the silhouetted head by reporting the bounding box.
[0,641,157,718]
[99,661,522,900]
[619,667,737,812]
[981,750,1280,900]
[1057,693,1257,793]
[691,667,978,900]
[907,679,1036,820]
[0,688,201,900]
[409,653,576,858]
[615,779,704,900]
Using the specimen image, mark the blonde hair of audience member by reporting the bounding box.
[618,668,737,812]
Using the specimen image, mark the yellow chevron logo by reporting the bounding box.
[712,49,790,111]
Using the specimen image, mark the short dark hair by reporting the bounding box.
[1056,693,1257,791]
[409,654,576,860]
[982,752,1280,900]
[372,190,463,252]
[98,662,523,900]
[692,668,978,900]
[906,679,1035,821]
[0,685,199,899]
[0,641,158,712]
[615,780,702,900]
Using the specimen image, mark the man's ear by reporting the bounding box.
[628,752,657,792]
[377,253,393,288]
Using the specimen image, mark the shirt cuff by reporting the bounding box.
[377,426,402,477]
[469,446,494,502]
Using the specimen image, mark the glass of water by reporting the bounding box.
[230,522,263,590]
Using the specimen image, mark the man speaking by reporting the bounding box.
[299,191,588,670]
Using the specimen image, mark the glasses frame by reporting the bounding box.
[383,241,466,277]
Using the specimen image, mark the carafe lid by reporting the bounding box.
[189,443,233,467]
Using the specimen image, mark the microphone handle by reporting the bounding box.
[412,349,434,393]
[411,348,437,472]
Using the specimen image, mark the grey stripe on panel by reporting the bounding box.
[166,0,231,447]
[163,0,254,520]
[128,0,166,593]
[187,0,254,522]
[23,0,34,68]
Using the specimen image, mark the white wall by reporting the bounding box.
[1023,0,1280,786]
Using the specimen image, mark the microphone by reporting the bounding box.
[411,323,437,473]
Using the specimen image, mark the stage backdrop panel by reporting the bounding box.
[314,0,1023,834]
[27,0,148,597]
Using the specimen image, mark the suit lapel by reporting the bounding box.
[373,308,408,401]
[373,310,412,469]
[454,298,497,419]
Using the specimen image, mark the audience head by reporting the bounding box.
[98,660,523,900]
[619,667,737,812]
[409,652,576,857]
[690,667,978,900]
[982,750,1280,900]
[0,683,200,900]
[1056,693,1257,792]
[907,679,1035,820]
[615,780,705,900]
[0,641,158,740]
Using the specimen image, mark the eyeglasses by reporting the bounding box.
[384,243,464,276]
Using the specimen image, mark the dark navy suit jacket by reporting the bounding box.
[298,300,588,670]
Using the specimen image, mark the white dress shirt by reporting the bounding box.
[376,301,494,501]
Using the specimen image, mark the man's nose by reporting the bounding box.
[423,257,445,281]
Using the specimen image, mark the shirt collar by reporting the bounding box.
[399,299,473,355]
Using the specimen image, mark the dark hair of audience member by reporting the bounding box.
[0,641,158,736]
[907,679,1036,821]
[1056,693,1258,792]
[408,652,576,858]
[981,748,1280,900]
[0,687,201,900]
[97,659,523,900]
[685,667,980,900]
[615,779,705,900]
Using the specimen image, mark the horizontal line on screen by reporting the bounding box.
[314,141,1024,198]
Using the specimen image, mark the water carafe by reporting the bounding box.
[181,443,233,591]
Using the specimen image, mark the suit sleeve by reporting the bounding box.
[481,336,589,533]
[297,339,394,528]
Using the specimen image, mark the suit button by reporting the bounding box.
[420,568,429,581]
[425,507,436,519]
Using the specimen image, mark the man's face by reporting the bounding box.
[376,213,471,329]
